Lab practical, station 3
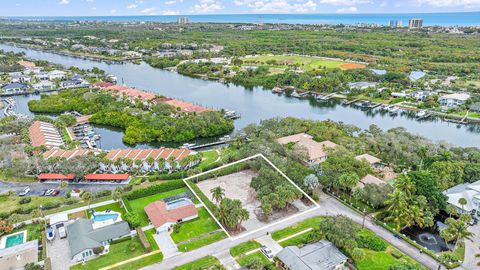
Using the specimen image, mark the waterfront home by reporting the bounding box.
[17,60,36,70]
[0,239,38,270]
[409,71,426,81]
[391,91,407,98]
[62,79,88,89]
[67,219,131,262]
[145,198,198,233]
[277,240,348,270]
[443,180,480,216]
[347,82,377,90]
[277,133,337,164]
[33,80,55,91]
[355,154,383,169]
[439,93,470,108]
[48,70,67,80]
[411,90,436,101]
[1,82,28,94]
[10,74,32,84]
[28,121,64,148]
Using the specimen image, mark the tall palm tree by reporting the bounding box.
[458,198,468,214]
[440,217,474,250]
[385,189,410,231]
[210,186,225,204]
[112,190,122,204]
[82,192,94,212]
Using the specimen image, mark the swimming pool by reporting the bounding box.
[93,213,119,222]
[5,232,25,248]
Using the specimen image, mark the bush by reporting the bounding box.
[95,190,112,197]
[19,197,32,204]
[124,180,185,200]
[125,212,141,228]
[390,249,404,259]
[42,201,61,210]
[16,205,36,214]
[356,232,388,251]
[127,241,137,252]
[93,246,105,255]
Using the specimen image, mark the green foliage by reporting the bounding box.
[124,180,185,200]
[314,215,359,251]
[356,231,388,252]
[125,212,141,228]
[216,198,249,230]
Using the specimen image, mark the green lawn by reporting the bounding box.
[279,232,312,247]
[87,202,126,219]
[230,240,262,257]
[109,252,164,270]
[127,187,191,226]
[199,150,219,169]
[240,55,361,71]
[144,229,159,251]
[173,256,222,270]
[177,231,227,252]
[236,251,272,268]
[356,246,421,270]
[171,207,221,244]
[271,216,322,241]
[70,237,146,270]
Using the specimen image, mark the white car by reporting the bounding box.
[260,245,273,259]
[19,187,31,196]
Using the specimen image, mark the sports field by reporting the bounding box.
[241,55,365,71]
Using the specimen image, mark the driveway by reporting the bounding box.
[256,235,283,255]
[462,223,480,270]
[215,250,240,270]
[46,228,72,270]
[154,231,179,258]
[0,181,125,197]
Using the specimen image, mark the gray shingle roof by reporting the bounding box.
[277,240,348,270]
[67,219,130,257]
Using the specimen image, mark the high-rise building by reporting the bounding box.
[408,18,423,29]
[389,20,403,27]
[183,17,188,25]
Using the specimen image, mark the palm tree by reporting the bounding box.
[82,192,94,212]
[210,186,225,204]
[440,217,474,250]
[446,204,458,218]
[112,190,122,204]
[157,158,166,172]
[59,181,68,190]
[458,198,467,214]
[385,189,410,231]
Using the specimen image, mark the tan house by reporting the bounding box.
[277,133,337,164]
[0,240,38,270]
[355,154,382,169]
[356,174,386,189]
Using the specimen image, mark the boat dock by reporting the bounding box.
[344,98,360,105]
[186,136,232,150]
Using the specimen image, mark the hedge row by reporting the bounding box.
[186,179,217,212]
[124,180,186,200]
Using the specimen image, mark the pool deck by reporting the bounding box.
[91,210,122,229]
[0,230,27,249]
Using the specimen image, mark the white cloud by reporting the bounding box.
[141,7,158,15]
[320,0,371,5]
[336,6,358,12]
[59,0,70,5]
[192,0,225,13]
[165,0,177,4]
[91,7,97,10]
[110,9,117,14]
[414,0,480,7]
[85,0,94,2]
[237,0,317,13]
[127,4,138,9]
[161,10,180,15]
[135,0,144,3]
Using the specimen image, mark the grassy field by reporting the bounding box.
[70,237,146,270]
[86,202,126,219]
[109,252,163,270]
[236,251,272,268]
[144,228,159,251]
[173,256,222,270]
[356,246,420,270]
[171,207,221,244]
[127,187,190,226]
[198,150,220,170]
[177,231,227,252]
[271,216,322,241]
[241,55,364,71]
[230,240,262,257]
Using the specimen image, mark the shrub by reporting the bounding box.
[390,249,404,259]
[93,246,105,255]
[110,236,131,245]
[19,197,32,204]
[388,262,423,270]
[16,205,36,214]
[356,232,388,251]
[124,180,185,200]
[125,212,141,228]
[42,201,61,210]
[351,248,365,261]
[127,241,137,252]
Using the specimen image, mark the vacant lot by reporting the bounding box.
[241,55,365,71]
[171,207,221,244]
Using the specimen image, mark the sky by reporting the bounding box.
[0,0,479,16]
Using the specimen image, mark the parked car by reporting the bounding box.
[469,217,478,226]
[18,187,30,196]
[41,189,49,196]
[45,189,55,196]
[260,245,273,259]
[51,189,60,196]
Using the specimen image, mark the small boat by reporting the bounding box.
[389,107,400,116]
[46,227,55,241]
[219,135,231,141]
[290,91,301,98]
[182,143,196,149]
[415,110,428,119]
[272,87,284,94]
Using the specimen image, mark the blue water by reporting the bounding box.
[7,12,480,26]
[93,213,118,222]
[5,233,24,248]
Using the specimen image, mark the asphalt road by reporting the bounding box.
[0,181,125,196]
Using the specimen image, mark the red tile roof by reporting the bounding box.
[38,173,75,181]
[29,121,64,148]
[106,85,156,102]
[144,200,198,229]
[94,82,114,88]
[84,174,130,181]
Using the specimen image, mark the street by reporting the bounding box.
[0,180,125,196]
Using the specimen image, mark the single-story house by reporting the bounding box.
[144,199,198,233]
[277,133,337,164]
[84,173,131,183]
[355,154,383,169]
[0,240,38,270]
[370,69,387,76]
[277,240,348,270]
[48,70,67,80]
[410,90,435,102]
[409,71,426,81]
[67,219,131,262]
[28,121,64,148]
[62,79,86,89]
[356,174,386,189]
[443,180,480,216]
[439,93,470,108]
[347,82,377,90]
[1,83,28,94]
[37,173,75,182]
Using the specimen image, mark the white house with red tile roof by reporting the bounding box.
[144,199,198,233]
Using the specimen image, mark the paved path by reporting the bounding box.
[462,223,479,270]
[215,250,240,270]
[256,235,283,255]
[154,231,179,258]
[142,193,449,270]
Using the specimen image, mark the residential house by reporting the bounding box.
[62,79,87,89]
[0,240,39,270]
[370,69,387,76]
[277,133,337,164]
[32,80,55,91]
[28,121,64,148]
[409,71,426,81]
[347,82,377,90]
[277,240,349,270]
[355,154,383,169]
[48,70,67,80]
[67,219,131,262]
[1,83,28,94]
[439,93,470,108]
[410,90,435,102]
[144,198,198,233]
[443,180,480,216]
[356,174,386,189]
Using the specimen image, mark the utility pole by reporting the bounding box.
[362,208,367,228]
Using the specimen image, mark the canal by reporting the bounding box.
[1,44,479,148]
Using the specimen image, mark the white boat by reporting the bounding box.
[182,143,196,149]
[416,110,427,118]
[46,227,55,241]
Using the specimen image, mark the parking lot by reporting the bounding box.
[0,181,125,197]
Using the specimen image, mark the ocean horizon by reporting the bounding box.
[4,12,480,26]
